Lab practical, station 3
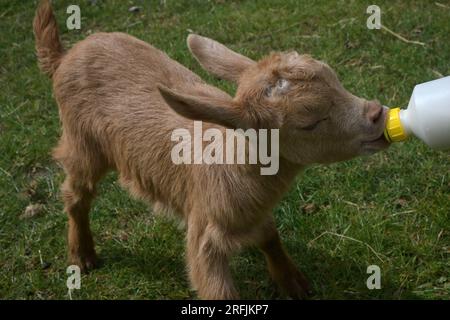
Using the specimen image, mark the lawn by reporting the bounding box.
[0,0,449,299]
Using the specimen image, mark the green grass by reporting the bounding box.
[0,0,449,299]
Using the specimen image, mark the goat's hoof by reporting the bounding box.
[286,269,312,299]
[275,268,312,299]
[68,251,98,273]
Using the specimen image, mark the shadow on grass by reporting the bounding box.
[98,237,193,299]
[238,247,422,299]
[91,235,421,299]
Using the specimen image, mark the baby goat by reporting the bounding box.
[33,0,388,299]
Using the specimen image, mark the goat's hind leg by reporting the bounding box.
[61,174,99,272]
[55,140,106,272]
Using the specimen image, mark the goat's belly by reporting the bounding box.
[117,171,185,218]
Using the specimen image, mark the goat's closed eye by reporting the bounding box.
[300,117,328,131]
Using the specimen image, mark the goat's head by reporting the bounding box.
[159,34,389,166]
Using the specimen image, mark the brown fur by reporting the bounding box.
[33,0,388,299]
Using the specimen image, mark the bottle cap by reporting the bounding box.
[384,107,408,142]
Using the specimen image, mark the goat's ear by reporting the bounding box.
[158,85,244,129]
[187,34,256,83]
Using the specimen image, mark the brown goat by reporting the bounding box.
[33,0,389,299]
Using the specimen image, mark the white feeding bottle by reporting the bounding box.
[384,76,450,150]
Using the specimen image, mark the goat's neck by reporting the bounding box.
[236,157,304,214]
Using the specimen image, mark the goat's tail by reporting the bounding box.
[33,0,64,78]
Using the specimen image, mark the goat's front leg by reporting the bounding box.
[186,222,239,300]
[257,219,312,299]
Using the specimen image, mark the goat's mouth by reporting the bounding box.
[361,131,390,151]
[360,107,390,151]
[366,133,389,143]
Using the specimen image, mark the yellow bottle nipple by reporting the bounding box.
[384,107,409,143]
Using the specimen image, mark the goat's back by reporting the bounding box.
[52,32,206,213]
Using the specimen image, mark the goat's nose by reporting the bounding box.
[367,101,383,124]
